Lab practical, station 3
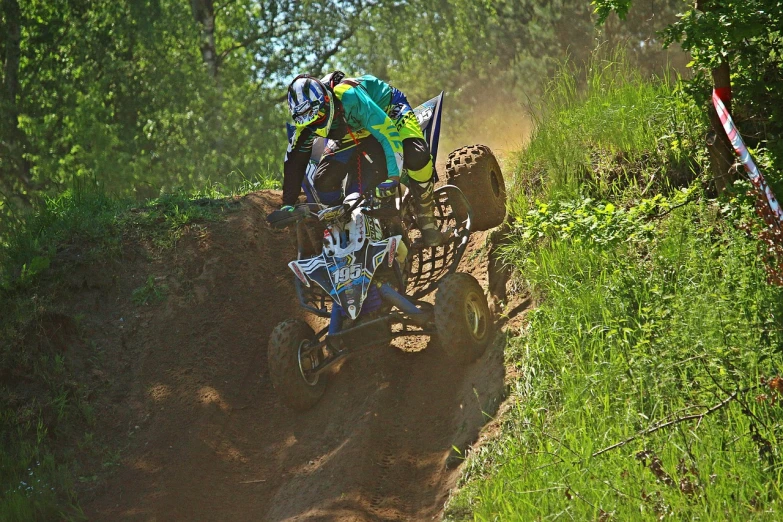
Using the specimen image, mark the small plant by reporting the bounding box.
[101,449,122,470]
[131,276,168,305]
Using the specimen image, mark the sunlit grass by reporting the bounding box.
[445,52,783,520]
[508,48,702,216]
[448,197,783,520]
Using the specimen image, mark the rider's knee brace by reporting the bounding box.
[402,138,433,182]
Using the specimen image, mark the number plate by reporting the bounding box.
[334,264,362,284]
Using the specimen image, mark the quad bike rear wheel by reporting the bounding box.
[434,273,493,363]
[268,319,326,410]
[445,144,506,231]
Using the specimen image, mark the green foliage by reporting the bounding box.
[0,450,77,521]
[0,181,244,291]
[0,0,362,226]
[0,0,690,230]
[0,187,125,292]
[448,197,783,520]
[338,0,687,151]
[446,49,783,520]
[594,0,783,175]
[593,0,633,24]
[509,50,705,214]
[509,188,697,255]
[131,275,168,305]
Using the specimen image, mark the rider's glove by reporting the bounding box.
[267,205,299,228]
[375,178,399,199]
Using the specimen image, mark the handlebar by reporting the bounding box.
[273,191,394,229]
[316,192,372,223]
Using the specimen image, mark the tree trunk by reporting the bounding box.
[696,0,736,194]
[2,0,21,104]
[191,0,218,78]
[1,0,33,200]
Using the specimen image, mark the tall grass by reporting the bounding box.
[509,49,702,214]
[0,176,273,289]
[449,202,783,520]
[445,54,783,520]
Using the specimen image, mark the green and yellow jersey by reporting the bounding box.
[282,75,405,205]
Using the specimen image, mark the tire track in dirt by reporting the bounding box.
[74,191,514,521]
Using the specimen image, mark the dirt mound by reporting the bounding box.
[55,191,513,520]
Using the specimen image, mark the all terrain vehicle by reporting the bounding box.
[268,93,507,410]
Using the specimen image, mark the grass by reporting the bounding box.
[444,53,783,520]
[508,48,703,214]
[449,201,783,520]
[0,179,256,289]
[0,177,267,519]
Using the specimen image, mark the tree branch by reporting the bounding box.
[272,26,357,102]
[218,25,276,62]
[644,197,696,222]
[591,392,738,459]
[307,27,355,74]
[218,0,282,62]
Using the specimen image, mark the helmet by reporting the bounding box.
[287,75,334,138]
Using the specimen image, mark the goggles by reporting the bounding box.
[292,103,332,138]
[291,102,320,126]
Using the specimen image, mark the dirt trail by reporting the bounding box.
[70,191,515,521]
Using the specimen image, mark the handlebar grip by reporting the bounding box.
[268,207,308,229]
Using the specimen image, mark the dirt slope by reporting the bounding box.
[65,191,512,521]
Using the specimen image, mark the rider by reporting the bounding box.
[266,71,443,247]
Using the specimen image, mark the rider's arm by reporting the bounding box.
[282,127,316,206]
[339,85,403,179]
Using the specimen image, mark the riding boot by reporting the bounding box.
[409,179,444,247]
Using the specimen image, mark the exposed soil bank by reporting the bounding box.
[54,191,517,521]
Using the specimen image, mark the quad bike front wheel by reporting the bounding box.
[445,144,506,231]
[268,319,326,410]
[434,273,493,363]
